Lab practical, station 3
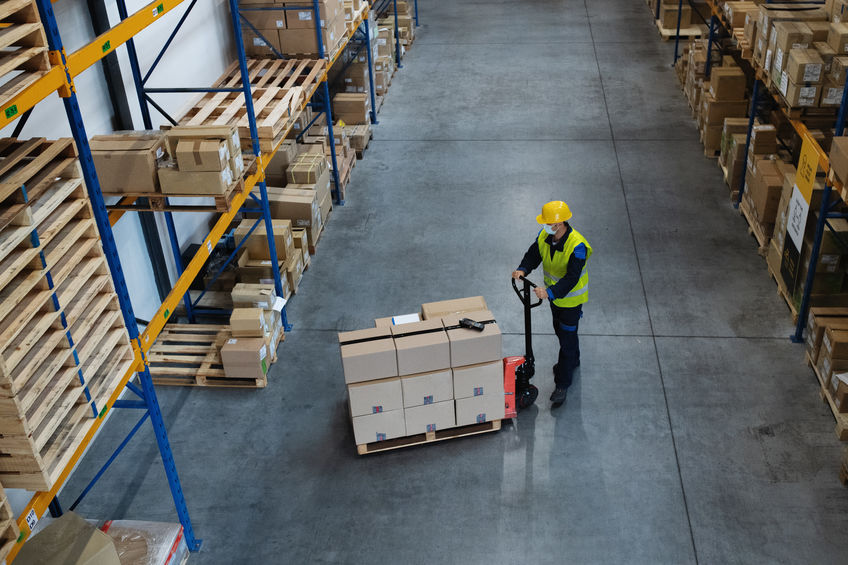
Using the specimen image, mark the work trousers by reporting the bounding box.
[550,303,582,389]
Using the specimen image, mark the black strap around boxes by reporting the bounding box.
[339,334,394,347]
[390,326,449,339]
[443,319,497,331]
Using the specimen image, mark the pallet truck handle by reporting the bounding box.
[512,275,543,308]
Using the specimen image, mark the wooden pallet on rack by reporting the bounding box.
[176,59,326,153]
[655,19,707,41]
[805,352,848,441]
[102,178,245,214]
[147,324,267,388]
[357,419,502,455]
[0,0,51,110]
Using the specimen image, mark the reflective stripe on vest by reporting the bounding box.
[537,228,593,308]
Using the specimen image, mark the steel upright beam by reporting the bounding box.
[736,79,760,208]
[414,0,419,26]
[705,16,716,78]
[364,17,379,124]
[393,0,403,68]
[673,0,684,64]
[793,71,848,342]
[34,0,200,551]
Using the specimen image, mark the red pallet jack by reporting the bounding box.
[503,275,543,418]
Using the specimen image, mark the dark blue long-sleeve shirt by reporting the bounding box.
[517,225,587,301]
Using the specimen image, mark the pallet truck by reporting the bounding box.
[503,275,543,418]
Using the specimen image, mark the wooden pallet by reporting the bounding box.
[805,352,848,441]
[739,198,770,258]
[147,324,267,388]
[655,19,707,41]
[0,483,19,562]
[0,0,51,110]
[177,59,326,153]
[357,419,502,455]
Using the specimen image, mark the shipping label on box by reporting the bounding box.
[348,377,403,417]
[351,409,406,445]
[391,319,450,376]
[455,394,505,427]
[338,327,398,383]
[401,368,453,408]
[404,401,456,435]
[452,360,504,400]
[441,310,503,367]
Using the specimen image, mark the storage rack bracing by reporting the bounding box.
[0,0,420,561]
[663,0,848,343]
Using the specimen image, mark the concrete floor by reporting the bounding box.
[57,1,848,563]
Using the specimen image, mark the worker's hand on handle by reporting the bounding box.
[534,287,548,300]
[512,270,524,280]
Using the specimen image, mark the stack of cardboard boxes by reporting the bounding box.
[241,0,346,57]
[699,65,749,156]
[656,0,691,30]
[90,126,243,196]
[222,282,286,383]
[339,297,505,447]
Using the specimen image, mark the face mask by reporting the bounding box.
[543,224,557,235]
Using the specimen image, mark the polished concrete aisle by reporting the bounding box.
[61,1,848,563]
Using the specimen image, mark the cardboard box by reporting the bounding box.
[809,318,848,364]
[241,4,286,30]
[174,138,229,172]
[157,164,232,195]
[771,21,814,76]
[820,77,844,106]
[831,56,848,82]
[220,337,268,379]
[292,227,310,264]
[455,393,505,427]
[822,328,848,361]
[232,282,277,309]
[237,249,287,286]
[829,22,848,54]
[780,77,820,106]
[164,124,241,161]
[287,154,328,184]
[332,93,371,124]
[16,512,121,565]
[351,409,406,444]
[830,136,848,184]
[659,4,691,30]
[814,41,836,71]
[420,296,489,320]
[234,218,296,262]
[230,308,266,337]
[401,368,453,408]
[90,131,166,193]
[441,310,502,367]
[818,352,848,391]
[749,158,784,222]
[709,66,747,99]
[452,360,503,400]
[404,400,456,435]
[348,377,402,416]
[750,124,778,154]
[391,319,450,376]
[783,48,824,84]
[830,372,848,412]
[284,0,342,29]
[265,187,322,231]
[699,95,749,125]
[285,251,304,293]
[278,15,345,55]
[243,27,283,57]
[338,327,398,383]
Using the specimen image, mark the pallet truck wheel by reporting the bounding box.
[518,385,538,409]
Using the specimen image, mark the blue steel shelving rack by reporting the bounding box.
[666,0,848,343]
[7,0,421,561]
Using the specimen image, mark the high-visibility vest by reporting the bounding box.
[538,227,593,308]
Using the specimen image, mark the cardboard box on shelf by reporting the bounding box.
[157,163,233,195]
[814,41,836,71]
[780,78,820,106]
[278,16,345,55]
[332,92,371,124]
[339,327,398,383]
[348,377,403,417]
[750,124,778,154]
[284,0,342,28]
[173,138,229,172]
[404,401,456,435]
[830,372,848,412]
[748,158,784,223]
[391,319,450,376]
[230,308,266,337]
[455,393,505,427]
[709,66,747,99]
[808,317,848,364]
[401,368,453,408]
[782,48,824,85]
[243,27,283,57]
[699,95,748,126]
[292,227,310,264]
[90,131,166,193]
[829,136,848,184]
[351,409,406,445]
[820,78,844,106]
[452,360,503,400]
[420,296,489,320]
[659,4,691,29]
[164,124,241,161]
[220,337,269,379]
[771,21,814,76]
[441,310,503,367]
[287,154,328,184]
[234,218,296,262]
[263,188,323,245]
[241,4,286,30]
[828,22,848,54]
[236,249,286,286]
[232,282,278,309]
[285,251,304,293]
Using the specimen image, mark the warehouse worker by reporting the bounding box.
[512,201,592,406]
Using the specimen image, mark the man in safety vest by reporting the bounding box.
[512,201,592,405]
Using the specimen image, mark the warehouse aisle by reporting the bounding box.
[63,1,848,563]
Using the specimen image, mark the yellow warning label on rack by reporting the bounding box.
[796,137,819,203]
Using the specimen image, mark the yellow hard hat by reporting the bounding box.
[536,201,572,224]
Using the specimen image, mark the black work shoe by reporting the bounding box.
[550,387,567,404]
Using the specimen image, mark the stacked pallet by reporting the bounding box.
[0,138,135,490]
[0,480,19,561]
[0,0,51,112]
